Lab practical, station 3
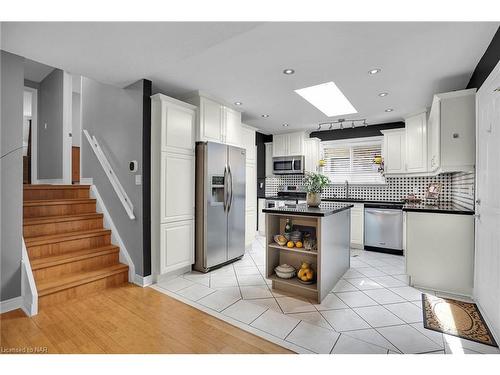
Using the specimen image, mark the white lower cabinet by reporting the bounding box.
[160,220,194,275]
[405,212,474,296]
[350,203,364,249]
[245,209,257,248]
[258,198,266,235]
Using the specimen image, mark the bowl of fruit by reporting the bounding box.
[274,234,288,246]
[297,262,316,284]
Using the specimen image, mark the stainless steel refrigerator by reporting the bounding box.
[194,142,246,272]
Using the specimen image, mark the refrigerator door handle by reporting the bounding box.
[223,165,228,212]
[228,165,233,212]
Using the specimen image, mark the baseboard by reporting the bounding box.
[0,296,23,314]
[90,185,136,282]
[133,274,153,287]
[37,178,64,184]
[80,177,93,185]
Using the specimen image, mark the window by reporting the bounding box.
[321,137,385,184]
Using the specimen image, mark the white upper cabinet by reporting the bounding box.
[431,89,476,173]
[187,94,244,146]
[382,128,406,174]
[240,124,256,162]
[223,106,242,146]
[272,134,289,157]
[288,132,305,155]
[200,96,224,142]
[161,101,195,155]
[304,137,320,173]
[405,112,427,173]
[272,132,305,157]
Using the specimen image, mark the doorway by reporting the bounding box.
[23,87,38,184]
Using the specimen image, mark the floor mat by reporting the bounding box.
[422,293,498,347]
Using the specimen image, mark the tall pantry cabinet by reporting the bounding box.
[151,94,196,281]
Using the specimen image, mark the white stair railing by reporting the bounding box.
[83,129,135,220]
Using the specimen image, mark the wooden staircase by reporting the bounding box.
[23,185,129,309]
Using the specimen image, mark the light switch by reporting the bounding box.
[135,175,142,185]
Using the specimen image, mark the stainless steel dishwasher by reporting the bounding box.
[364,203,404,255]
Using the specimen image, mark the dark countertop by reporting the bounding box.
[264,195,302,201]
[402,202,474,215]
[263,202,354,217]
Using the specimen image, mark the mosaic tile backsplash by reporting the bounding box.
[265,173,474,206]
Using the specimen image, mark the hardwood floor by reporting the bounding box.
[0,284,291,354]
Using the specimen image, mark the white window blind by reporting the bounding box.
[322,137,385,184]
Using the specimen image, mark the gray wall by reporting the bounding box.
[81,78,145,275]
[38,68,63,180]
[1,50,24,301]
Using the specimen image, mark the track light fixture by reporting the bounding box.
[316,118,367,132]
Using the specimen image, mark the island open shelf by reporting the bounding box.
[264,203,352,303]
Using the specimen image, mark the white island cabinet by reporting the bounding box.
[151,94,196,280]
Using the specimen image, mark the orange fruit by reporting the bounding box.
[295,241,303,248]
[287,241,294,248]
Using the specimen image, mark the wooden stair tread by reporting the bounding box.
[36,263,129,297]
[31,245,119,270]
[24,198,96,206]
[24,213,103,225]
[23,185,91,189]
[24,228,111,246]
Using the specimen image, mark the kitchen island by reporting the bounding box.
[263,202,353,303]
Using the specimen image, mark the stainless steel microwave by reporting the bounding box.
[272,156,305,175]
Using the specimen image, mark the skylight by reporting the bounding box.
[294,81,357,117]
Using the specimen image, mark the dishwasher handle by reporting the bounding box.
[365,209,402,215]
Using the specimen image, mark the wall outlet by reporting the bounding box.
[135,175,142,185]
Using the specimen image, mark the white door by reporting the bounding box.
[384,130,406,174]
[161,152,195,223]
[160,220,194,274]
[224,107,242,146]
[405,112,427,173]
[201,97,223,142]
[272,134,288,157]
[288,132,304,155]
[350,203,364,248]
[427,98,441,172]
[474,62,500,340]
[162,102,195,154]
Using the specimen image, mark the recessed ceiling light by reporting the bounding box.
[369,68,381,75]
[234,101,242,106]
[261,114,270,118]
[294,81,357,117]
[282,123,289,127]
[378,92,388,97]
[283,69,295,75]
[385,108,394,112]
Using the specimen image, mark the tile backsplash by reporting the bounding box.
[266,173,474,206]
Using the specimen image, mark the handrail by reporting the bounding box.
[83,129,135,220]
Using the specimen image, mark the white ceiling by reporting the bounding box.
[2,22,498,134]
[23,58,55,82]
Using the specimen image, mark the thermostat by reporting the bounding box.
[129,160,138,173]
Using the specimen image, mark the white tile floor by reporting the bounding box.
[152,235,500,355]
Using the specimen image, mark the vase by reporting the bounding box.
[306,192,321,207]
